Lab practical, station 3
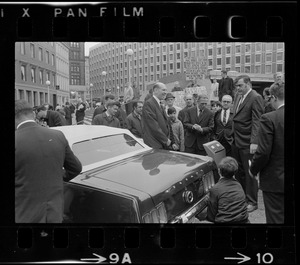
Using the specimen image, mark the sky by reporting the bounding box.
[84,42,101,56]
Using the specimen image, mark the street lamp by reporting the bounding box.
[90,83,93,108]
[46,80,50,104]
[101,71,107,96]
[126,49,134,87]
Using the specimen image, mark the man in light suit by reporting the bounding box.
[249,82,284,223]
[231,75,264,213]
[142,82,172,149]
[15,100,82,223]
[212,95,234,156]
[183,94,214,156]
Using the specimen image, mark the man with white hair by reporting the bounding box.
[142,82,172,149]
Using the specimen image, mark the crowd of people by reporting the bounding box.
[15,72,285,224]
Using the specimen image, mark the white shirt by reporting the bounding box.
[16,120,36,130]
[153,95,161,107]
[221,109,230,124]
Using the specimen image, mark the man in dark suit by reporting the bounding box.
[92,101,120,128]
[92,94,126,128]
[212,95,234,156]
[183,94,214,156]
[142,82,172,149]
[231,75,264,213]
[178,93,194,125]
[36,104,66,127]
[15,100,82,223]
[219,70,235,101]
[249,82,284,224]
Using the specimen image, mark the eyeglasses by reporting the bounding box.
[222,101,231,103]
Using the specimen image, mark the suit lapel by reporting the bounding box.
[197,108,206,124]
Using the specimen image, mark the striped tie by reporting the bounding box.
[223,110,227,125]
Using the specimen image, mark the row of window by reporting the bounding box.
[20,65,55,86]
[207,52,284,66]
[20,43,56,66]
[207,63,283,74]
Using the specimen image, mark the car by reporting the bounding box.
[51,125,217,223]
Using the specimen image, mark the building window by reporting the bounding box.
[177,53,180,59]
[163,64,166,71]
[217,48,221,55]
[170,63,173,70]
[245,44,251,53]
[163,46,166,52]
[256,54,261,63]
[151,57,154,63]
[191,51,195,57]
[255,43,262,52]
[265,65,272,73]
[177,62,181,69]
[266,53,272,62]
[245,66,250,73]
[169,44,173,52]
[151,66,154,72]
[226,57,231,64]
[163,55,167,61]
[209,59,212,66]
[38,47,43,61]
[157,56,160,62]
[170,54,173,61]
[277,43,284,49]
[277,52,283,61]
[177,43,180,50]
[255,65,261,73]
[20,42,25,55]
[266,43,273,51]
[31,68,36,83]
[157,65,160,71]
[184,52,188,58]
[217,58,221,65]
[226,46,231,54]
[21,65,26,81]
[236,56,241,64]
[277,64,283,72]
[245,55,251,63]
[30,43,35,58]
[39,70,43,84]
[46,51,49,64]
[157,74,160,80]
[208,49,213,56]
[235,45,241,53]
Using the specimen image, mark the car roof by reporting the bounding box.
[52,125,142,145]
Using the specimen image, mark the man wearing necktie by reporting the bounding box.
[183,94,214,156]
[142,82,173,149]
[212,95,234,156]
[231,75,264,213]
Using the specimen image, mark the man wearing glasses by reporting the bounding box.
[212,95,234,156]
[231,75,264,213]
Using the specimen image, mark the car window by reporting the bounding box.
[63,183,139,223]
[72,134,144,166]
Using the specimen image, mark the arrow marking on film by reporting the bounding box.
[224,252,251,264]
[80,253,107,263]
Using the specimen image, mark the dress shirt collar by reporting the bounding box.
[241,88,252,102]
[153,95,161,106]
[16,120,36,130]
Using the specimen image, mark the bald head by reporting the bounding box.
[153,82,167,100]
[221,95,233,110]
[184,93,194,107]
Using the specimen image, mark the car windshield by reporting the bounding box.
[72,134,144,166]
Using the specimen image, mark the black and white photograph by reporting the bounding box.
[15,41,285,224]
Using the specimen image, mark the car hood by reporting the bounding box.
[73,149,213,204]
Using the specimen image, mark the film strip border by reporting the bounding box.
[0,2,296,40]
[0,226,296,263]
